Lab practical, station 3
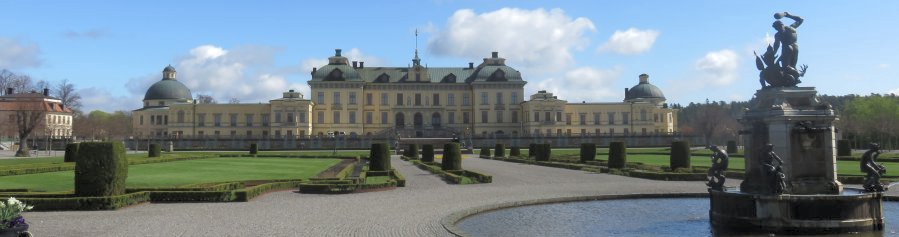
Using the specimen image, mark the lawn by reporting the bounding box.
[0,157,340,192]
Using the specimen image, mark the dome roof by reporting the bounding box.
[310,49,361,81]
[163,65,176,72]
[625,74,665,101]
[468,52,522,82]
[144,79,192,101]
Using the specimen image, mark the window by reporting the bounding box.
[496,111,504,123]
[333,111,341,124]
[229,114,237,127]
[299,113,306,123]
[579,113,586,125]
[177,111,185,123]
[448,112,455,124]
[565,113,571,125]
[213,114,222,127]
[463,94,471,106]
[245,114,254,127]
[654,114,659,122]
[511,111,518,123]
[433,93,440,106]
[365,93,372,105]
[463,112,470,124]
[150,115,155,125]
[511,92,518,104]
[607,112,616,125]
[396,93,403,105]
[448,94,455,106]
[317,112,324,123]
[275,130,281,138]
[622,112,630,125]
[261,114,270,127]
[534,112,539,122]
[556,112,562,122]
[333,92,341,104]
[197,114,205,127]
[246,131,253,137]
[593,112,601,125]
[415,93,422,106]
[275,112,282,123]
[496,92,503,104]
[481,110,488,123]
[480,92,488,105]
[365,112,372,124]
[230,131,237,137]
[317,92,325,104]
[381,112,388,124]
[214,131,220,136]
[286,113,294,123]
[642,128,647,135]
[623,128,629,135]
[348,111,356,124]
[349,92,356,105]
[641,109,647,121]
[545,112,551,122]
[381,93,388,105]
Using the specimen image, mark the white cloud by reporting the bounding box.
[63,29,108,39]
[597,28,660,55]
[878,63,890,69]
[79,87,141,112]
[0,37,41,69]
[428,8,595,72]
[695,50,739,86]
[889,88,899,95]
[533,67,622,102]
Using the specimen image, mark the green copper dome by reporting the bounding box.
[625,74,665,101]
[144,79,192,101]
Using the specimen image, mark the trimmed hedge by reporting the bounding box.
[249,143,258,155]
[19,192,151,211]
[726,140,738,154]
[529,144,537,158]
[407,144,420,159]
[510,147,521,157]
[443,143,462,171]
[149,143,161,157]
[234,181,304,201]
[421,144,435,162]
[369,143,391,171]
[670,141,691,170]
[494,144,505,158]
[75,142,128,197]
[837,139,851,156]
[580,143,596,163]
[64,143,79,162]
[479,147,491,158]
[535,143,551,161]
[608,141,627,169]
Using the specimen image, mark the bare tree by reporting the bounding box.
[14,102,45,157]
[54,79,82,112]
[0,69,34,95]
[196,94,216,104]
[228,98,240,104]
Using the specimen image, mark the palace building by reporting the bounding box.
[132,49,677,139]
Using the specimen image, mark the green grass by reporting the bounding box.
[365,176,391,184]
[0,157,340,192]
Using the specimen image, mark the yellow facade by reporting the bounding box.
[132,50,676,138]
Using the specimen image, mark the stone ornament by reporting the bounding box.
[755,12,808,88]
[707,145,729,191]
[861,143,888,192]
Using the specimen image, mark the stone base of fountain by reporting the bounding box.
[709,188,884,234]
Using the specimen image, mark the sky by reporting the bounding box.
[1,1,897,112]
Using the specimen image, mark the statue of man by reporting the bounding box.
[707,145,729,190]
[772,12,803,69]
[761,144,786,194]
[861,143,887,192]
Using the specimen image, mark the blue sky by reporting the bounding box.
[1,1,897,112]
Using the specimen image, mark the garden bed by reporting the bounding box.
[401,156,492,184]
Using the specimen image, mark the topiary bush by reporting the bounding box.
[407,144,419,159]
[535,143,551,161]
[837,139,851,156]
[494,144,506,158]
[75,142,128,197]
[528,143,537,158]
[442,143,462,171]
[249,143,258,155]
[64,143,79,162]
[480,147,491,158]
[369,143,391,171]
[670,140,692,170]
[148,143,161,157]
[421,144,435,163]
[726,140,738,154]
[580,143,596,163]
[608,141,627,169]
[510,147,521,157]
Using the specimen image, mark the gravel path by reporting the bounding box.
[23,155,714,236]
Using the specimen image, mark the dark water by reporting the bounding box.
[457,198,899,237]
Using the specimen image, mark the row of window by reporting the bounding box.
[315,92,520,106]
[530,111,668,125]
[5,114,72,125]
[189,129,307,137]
[531,127,662,136]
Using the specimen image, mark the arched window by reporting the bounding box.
[413,113,424,128]
[431,112,441,128]
[395,113,405,128]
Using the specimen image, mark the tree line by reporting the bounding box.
[675,93,899,150]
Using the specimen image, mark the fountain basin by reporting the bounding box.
[710,188,884,234]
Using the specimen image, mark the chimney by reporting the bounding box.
[359,62,364,68]
[5,88,12,95]
[625,88,629,97]
[312,67,317,74]
[335,48,342,57]
[468,62,474,69]
[43,88,50,96]
[639,74,649,83]
[352,61,358,68]
[492,52,498,58]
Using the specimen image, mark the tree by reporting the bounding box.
[196,94,216,104]
[73,110,132,141]
[678,101,739,146]
[0,69,34,95]
[54,79,82,112]
[843,94,899,150]
[228,98,240,104]
[14,102,45,157]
